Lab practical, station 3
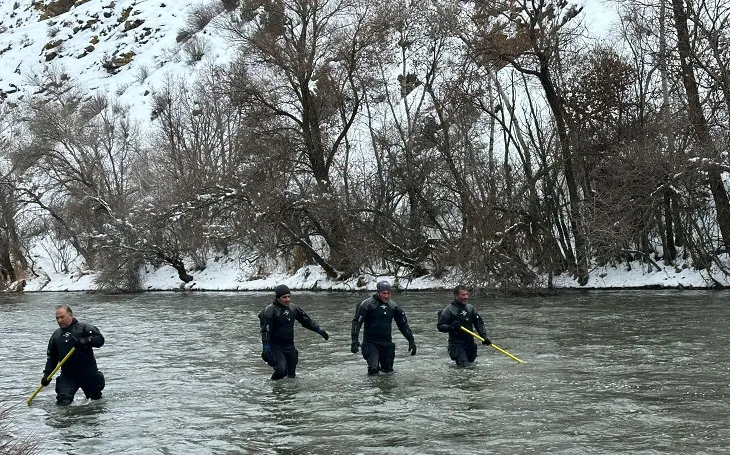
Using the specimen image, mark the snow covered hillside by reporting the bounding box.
[0,0,231,124]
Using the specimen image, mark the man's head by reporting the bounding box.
[376,280,391,303]
[55,305,74,329]
[275,284,291,306]
[454,284,469,304]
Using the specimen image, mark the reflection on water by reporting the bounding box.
[44,399,108,430]
[367,373,400,397]
[269,381,301,403]
[1,290,729,454]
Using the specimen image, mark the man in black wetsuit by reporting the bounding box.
[42,305,105,405]
[259,285,330,380]
[351,281,417,375]
[437,284,491,366]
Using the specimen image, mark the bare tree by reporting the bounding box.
[0,107,30,287]
[355,0,470,277]
[10,67,145,283]
[671,0,730,251]
[462,0,591,284]
[217,0,383,279]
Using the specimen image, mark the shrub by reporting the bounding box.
[176,28,193,44]
[182,36,209,63]
[220,0,238,11]
[186,2,224,32]
[134,64,150,83]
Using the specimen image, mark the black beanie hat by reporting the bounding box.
[275,284,291,298]
[376,280,392,292]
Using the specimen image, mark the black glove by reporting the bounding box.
[41,375,51,387]
[74,336,92,348]
[450,320,462,332]
[482,337,491,346]
[408,339,417,356]
[350,340,360,354]
[319,329,329,340]
[261,345,275,365]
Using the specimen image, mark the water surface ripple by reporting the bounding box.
[1,290,728,454]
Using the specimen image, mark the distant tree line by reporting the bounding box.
[2,0,730,292]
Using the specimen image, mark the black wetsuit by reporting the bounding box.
[44,318,105,405]
[259,300,324,380]
[437,300,488,366]
[352,295,414,374]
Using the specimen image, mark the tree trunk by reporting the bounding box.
[539,64,589,285]
[663,190,676,263]
[671,0,730,248]
[155,251,193,283]
[0,236,16,283]
[659,0,677,265]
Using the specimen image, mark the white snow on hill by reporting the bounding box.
[0,0,230,124]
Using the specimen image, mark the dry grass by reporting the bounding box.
[0,403,39,455]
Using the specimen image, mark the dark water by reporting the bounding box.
[1,290,729,454]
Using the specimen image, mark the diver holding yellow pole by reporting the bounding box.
[459,326,523,363]
[26,347,76,405]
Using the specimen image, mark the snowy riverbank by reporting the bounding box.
[17,255,730,292]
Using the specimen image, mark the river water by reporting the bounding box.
[1,290,728,454]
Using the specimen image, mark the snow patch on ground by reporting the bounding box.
[19,255,730,292]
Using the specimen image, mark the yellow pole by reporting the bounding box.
[459,326,523,363]
[26,347,76,406]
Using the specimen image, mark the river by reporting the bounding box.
[1,290,728,454]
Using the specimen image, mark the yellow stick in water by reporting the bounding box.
[459,326,524,363]
[26,347,76,405]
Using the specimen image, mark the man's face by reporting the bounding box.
[55,307,73,328]
[378,290,391,303]
[455,289,469,303]
[278,294,292,306]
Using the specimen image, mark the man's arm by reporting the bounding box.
[43,334,59,376]
[79,323,104,348]
[352,301,368,342]
[393,305,414,341]
[295,307,322,333]
[436,307,453,333]
[259,307,273,344]
[350,300,369,353]
[395,305,417,355]
[472,308,488,339]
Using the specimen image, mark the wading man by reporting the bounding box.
[351,281,417,375]
[259,285,330,380]
[41,305,105,405]
[437,285,490,366]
